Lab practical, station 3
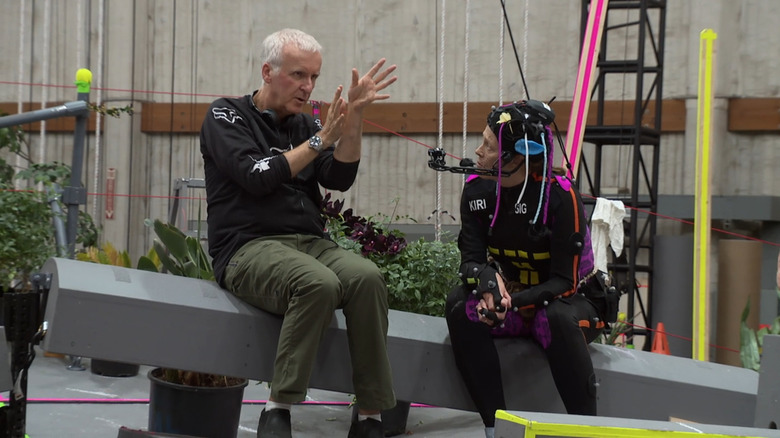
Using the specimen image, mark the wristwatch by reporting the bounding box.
[308,135,323,153]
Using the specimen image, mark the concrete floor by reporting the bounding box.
[16,349,485,437]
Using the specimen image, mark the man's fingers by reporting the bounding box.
[374,75,397,92]
[365,58,386,78]
[373,64,397,84]
[332,85,343,102]
[351,68,359,88]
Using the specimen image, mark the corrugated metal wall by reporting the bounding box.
[1,0,778,260]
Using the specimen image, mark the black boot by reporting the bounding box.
[257,408,292,438]
[347,418,383,438]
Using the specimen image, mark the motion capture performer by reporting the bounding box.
[434,100,618,438]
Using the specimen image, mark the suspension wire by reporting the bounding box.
[462,0,471,185]
[498,5,505,105]
[40,0,51,166]
[15,0,27,187]
[522,0,529,101]
[92,0,106,221]
[190,4,200,216]
[500,0,531,100]
[436,0,446,242]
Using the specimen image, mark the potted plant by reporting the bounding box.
[137,218,248,438]
[322,194,460,436]
[0,123,98,292]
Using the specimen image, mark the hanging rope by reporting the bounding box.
[92,0,105,221]
[498,5,505,106]
[435,0,446,242]
[15,0,27,187]
[40,0,51,165]
[500,0,531,100]
[462,0,471,181]
[523,0,529,101]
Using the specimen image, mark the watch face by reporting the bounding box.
[309,135,323,152]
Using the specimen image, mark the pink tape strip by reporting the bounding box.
[566,0,607,179]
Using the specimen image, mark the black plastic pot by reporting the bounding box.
[148,368,248,438]
[90,359,140,377]
[351,400,412,437]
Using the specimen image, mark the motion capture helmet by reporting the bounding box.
[487,99,555,159]
[485,99,558,235]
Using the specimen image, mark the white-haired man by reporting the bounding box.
[200,28,398,438]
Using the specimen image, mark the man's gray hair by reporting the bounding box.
[261,29,322,72]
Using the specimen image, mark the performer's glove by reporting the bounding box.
[459,262,505,312]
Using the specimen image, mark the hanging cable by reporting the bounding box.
[462,0,471,185]
[434,0,447,242]
[522,0,529,101]
[498,5,505,106]
[15,0,27,188]
[92,0,106,222]
[499,0,531,100]
[40,0,51,165]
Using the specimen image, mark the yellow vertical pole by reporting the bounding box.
[693,29,717,361]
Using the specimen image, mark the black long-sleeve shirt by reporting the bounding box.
[200,92,359,286]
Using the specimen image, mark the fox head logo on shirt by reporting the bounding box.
[212,107,243,124]
[249,155,272,174]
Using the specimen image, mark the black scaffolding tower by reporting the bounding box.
[577,0,667,349]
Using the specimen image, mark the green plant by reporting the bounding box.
[322,194,459,317]
[0,123,98,290]
[76,242,132,267]
[739,290,780,371]
[593,312,632,346]
[137,218,214,281]
[137,218,241,387]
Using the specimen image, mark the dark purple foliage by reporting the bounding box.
[322,193,407,256]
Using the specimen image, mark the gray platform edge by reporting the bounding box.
[755,335,780,429]
[494,411,780,438]
[41,257,759,427]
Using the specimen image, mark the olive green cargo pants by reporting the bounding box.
[224,234,396,411]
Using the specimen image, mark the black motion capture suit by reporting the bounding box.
[444,101,612,428]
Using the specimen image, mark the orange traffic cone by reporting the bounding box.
[651,322,670,355]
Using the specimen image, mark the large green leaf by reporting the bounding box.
[740,296,751,323]
[136,256,160,273]
[740,319,761,371]
[154,240,183,276]
[739,297,762,370]
[153,219,189,264]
